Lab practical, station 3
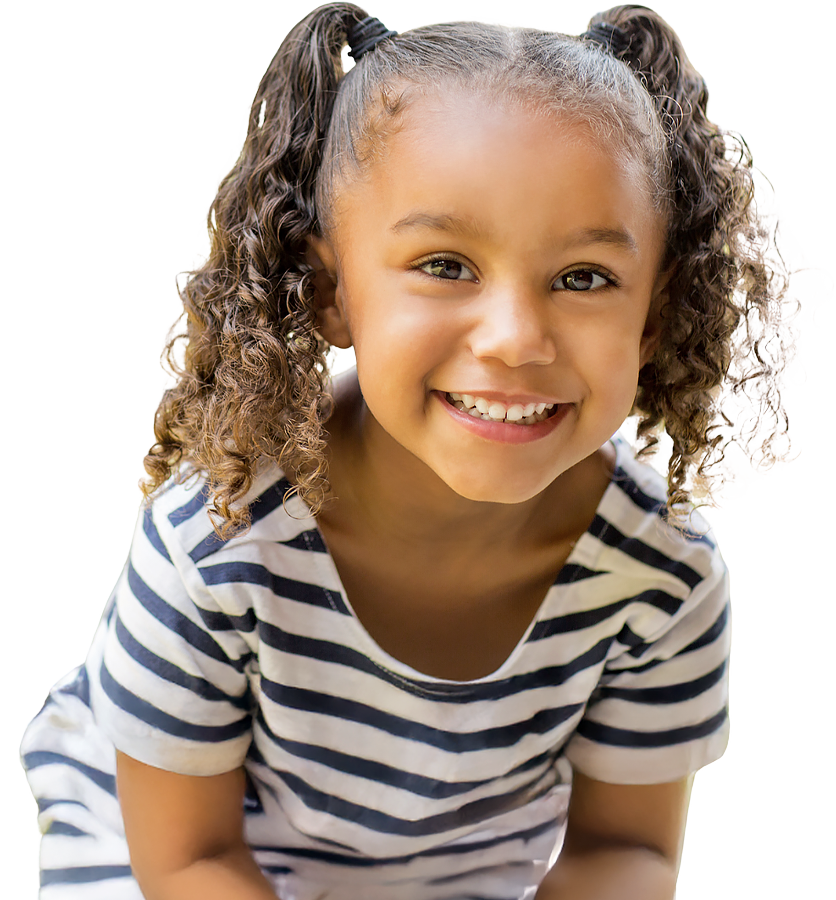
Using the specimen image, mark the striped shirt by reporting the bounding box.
[21,435,730,900]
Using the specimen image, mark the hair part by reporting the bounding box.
[142,3,791,533]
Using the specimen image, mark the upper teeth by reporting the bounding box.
[448,392,555,424]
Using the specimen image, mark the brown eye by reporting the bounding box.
[555,270,609,291]
[421,258,476,281]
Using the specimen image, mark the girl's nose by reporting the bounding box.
[468,288,557,368]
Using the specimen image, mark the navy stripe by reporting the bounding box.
[255,711,553,798]
[99,662,251,743]
[271,767,555,837]
[277,533,313,552]
[576,708,728,747]
[200,561,349,614]
[260,680,582,752]
[588,516,704,589]
[681,602,730,655]
[167,482,210,526]
[41,865,134,886]
[553,563,601,585]
[629,588,682,616]
[610,464,715,547]
[256,713,491,797]
[454,636,612,702]
[611,464,663,512]
[531,599,633,640]
[611,467,667,518]
[251,740,556,795]
[37,797,88,814]
[615,623,646,650]
[22,751,116,796]
[530,590,682,642]
[45,821,89,837]
[256,620,380,683]
[189,531,227,563]
[169,477,303,562]
[617,602,730,668]
[279,529,328,553]
[258,621,612,703]
[249,479,294,525]
[250,817,556,866]
[194,603,258,634]
[114,614,251,709]
[127,562,249,672]
[187,479,299,563]
[143,507,171,562]
[598,660,728,704]
[55,665,91,706]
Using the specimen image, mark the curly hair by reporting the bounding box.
[142,2,790,533]
[591,7,791,508]
[142,5,362,532]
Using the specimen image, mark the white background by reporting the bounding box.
[3,1,832,896]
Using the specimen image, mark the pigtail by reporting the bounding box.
[589,6,790,508]
[143,3,369,534]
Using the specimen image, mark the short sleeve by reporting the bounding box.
[87,492,256,776]
[564,544,731,784]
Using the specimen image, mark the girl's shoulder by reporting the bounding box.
[592,434,725,585]
[144,460,321,564]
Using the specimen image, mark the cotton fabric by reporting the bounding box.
[22,436,730,899]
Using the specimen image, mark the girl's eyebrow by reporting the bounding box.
[391,211,485,237]
[391,213,638,255]
[563,227,639,254]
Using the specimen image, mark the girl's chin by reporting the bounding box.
[433,466,561,506]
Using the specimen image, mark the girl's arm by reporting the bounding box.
[116,750,278,900]
[535,771,693,900]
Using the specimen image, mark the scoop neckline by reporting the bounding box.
[303,436,624,688]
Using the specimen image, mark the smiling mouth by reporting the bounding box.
[446,392,559,425]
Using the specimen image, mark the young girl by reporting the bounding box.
[21,3,788,899]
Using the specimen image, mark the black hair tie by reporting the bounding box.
[582,22,632,58]
[347,16,397,60]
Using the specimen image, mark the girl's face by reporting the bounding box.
[315,89,669,505]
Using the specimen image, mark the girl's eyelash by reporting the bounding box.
[412,253,466,267]
[411,254,477,280]
[553,266,620,291]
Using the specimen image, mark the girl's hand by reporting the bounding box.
[116,750,279,900]
[535,770,692,900]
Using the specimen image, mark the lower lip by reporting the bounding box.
[436,392,571,444]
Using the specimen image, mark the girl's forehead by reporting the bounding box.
[393,88,600,158]
[332,89,665,253]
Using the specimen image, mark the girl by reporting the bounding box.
[21,3,789,899]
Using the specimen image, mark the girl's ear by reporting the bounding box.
[640,264,674,367]
[306,236,352,349]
